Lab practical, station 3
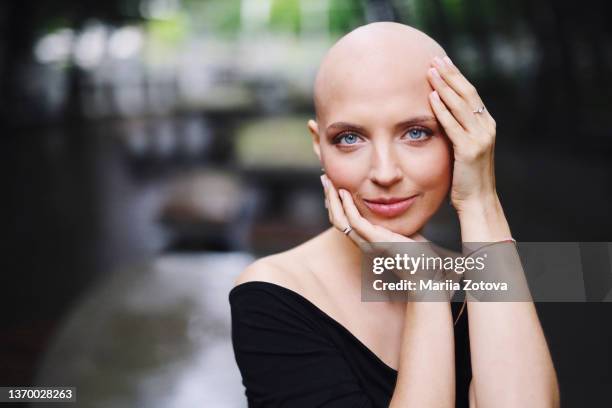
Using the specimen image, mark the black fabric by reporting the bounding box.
[229,281,471,408]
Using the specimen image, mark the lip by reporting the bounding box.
[362,195,419,218]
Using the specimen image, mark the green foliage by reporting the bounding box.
[269,0,302,34]
[328,0,365,35]
[146,12,189,46]
[440,0,466,26]
[182,0,241,37]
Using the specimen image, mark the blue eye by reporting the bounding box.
[338,132,360,145]
[407,128,427,140]
[403,127,432,142]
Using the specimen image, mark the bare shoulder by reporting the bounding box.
[232,231,330,296]
[232,250,305,291]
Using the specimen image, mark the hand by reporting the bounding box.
[427,56,498,213]
[321,174,462,300]
[321,174,423,246]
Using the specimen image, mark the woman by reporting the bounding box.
[229,22,559,407]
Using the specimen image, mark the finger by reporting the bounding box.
[433,56,496,132]
[324,176,366,241]
[323,177,372,246]
[322,175,349,230]
[432,56,483,108]
[321,176,329,209]
[428,90,467,146]
[337,189,383,242]
[428,67,479,133]
[321,175,332,222]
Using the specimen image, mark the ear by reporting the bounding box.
[307,119,322,163]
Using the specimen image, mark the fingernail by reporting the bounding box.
[429,67,441,79]
[339,189,346,200]
[320,175,326,188]
[443,56,454,67]
[431,90,440,101]
[433,56,443,67]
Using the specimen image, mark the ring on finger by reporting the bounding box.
[473,105,486,114]
[342,225,352,236]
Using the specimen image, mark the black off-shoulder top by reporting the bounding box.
[229,281,471,407]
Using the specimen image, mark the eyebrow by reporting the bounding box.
[326,115,437,134]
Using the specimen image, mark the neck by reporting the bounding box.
[321,227,364,273]
[320,227,400,302]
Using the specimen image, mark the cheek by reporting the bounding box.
[394,140,452,235]
[401,140,452,193]
[320,148,368,191]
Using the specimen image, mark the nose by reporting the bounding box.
[369,141,403,187]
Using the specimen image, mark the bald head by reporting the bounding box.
[313,22,446,124]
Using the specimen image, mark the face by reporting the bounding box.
[309,45,452,236]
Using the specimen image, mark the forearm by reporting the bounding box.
[457,194,511,242]
[389,301,455,408]
[459,195,560,407]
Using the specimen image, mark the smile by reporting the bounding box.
[362,195,419,218]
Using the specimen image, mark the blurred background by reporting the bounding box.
[1,0,611,406]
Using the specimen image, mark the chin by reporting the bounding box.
[367,215,427,238]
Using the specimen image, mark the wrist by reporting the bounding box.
[456,192,500,216]
[457,193,512,242]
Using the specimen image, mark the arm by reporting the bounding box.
[322,177,457,407]
[389,301,456,408]
[425,55,560,407]
[459,195,560,408]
